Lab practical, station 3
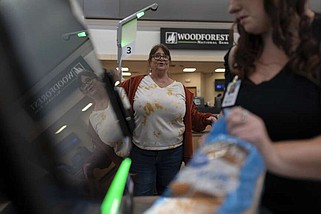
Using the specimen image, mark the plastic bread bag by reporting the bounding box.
[144,116,265,214]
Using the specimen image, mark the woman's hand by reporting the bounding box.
[225,107,321,180]
[206,115,218,123]
[225,107,272,151]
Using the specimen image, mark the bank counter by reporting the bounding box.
[192,125,212,151]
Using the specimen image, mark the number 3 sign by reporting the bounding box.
[122,43,135,59]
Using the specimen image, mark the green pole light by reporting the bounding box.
[101,158,132,214]
[136,11,145,19]
[77,31,87,38]
[62,30,88,41]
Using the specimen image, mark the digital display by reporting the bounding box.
[215,79,225,92]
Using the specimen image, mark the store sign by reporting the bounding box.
[24,56,93,120]
[160,28,232,50]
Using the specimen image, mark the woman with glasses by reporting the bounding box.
[77,70,131,198]
[119,44,217,196]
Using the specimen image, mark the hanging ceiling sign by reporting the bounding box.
[160,28,232,50]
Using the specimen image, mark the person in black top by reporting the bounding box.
[225,0,321,213]
[224,2,321,88]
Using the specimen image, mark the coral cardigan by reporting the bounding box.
[119,75,213,163]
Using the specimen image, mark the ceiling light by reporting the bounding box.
[82,103,93,112]
[55,125,67,134]
[122,72,132,76]
[215,68,225,73]
[183,68,196,72]
[116,67,129,71]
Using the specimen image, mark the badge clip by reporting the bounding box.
[222,75,241,109]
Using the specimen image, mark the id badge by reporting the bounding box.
[222,76,241,108]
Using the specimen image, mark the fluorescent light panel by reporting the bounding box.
[116,67,129,71]
[183,68,196,72]
[82,103,93,112]
[215,68,225,73]
[122,72,132,76]
[55,125,67,134]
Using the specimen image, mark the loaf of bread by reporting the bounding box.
[144,134,265,214]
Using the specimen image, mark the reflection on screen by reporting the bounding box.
[0,0,133,213]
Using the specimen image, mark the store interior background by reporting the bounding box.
[2,1,320,212]
[40,0,320,178]
[83,0,320,107]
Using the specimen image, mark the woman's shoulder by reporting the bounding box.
[123,74,145,82]
[119,74,145,88]
[282,64,321,90]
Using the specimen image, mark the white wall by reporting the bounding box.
[86,20,233,62]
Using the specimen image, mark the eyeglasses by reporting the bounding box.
[152,54,170,61]
[79,77,96,92]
